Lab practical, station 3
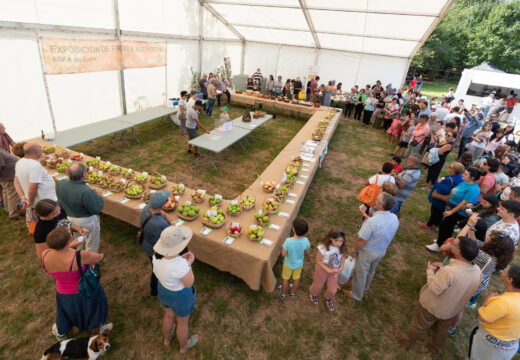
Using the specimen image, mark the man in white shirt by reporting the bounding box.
[481,93,495,119]
[434,102,449,122]
[14,143,57,209]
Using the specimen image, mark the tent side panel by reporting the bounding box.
[123,66,166,113]
[316,49,362,90]
[167,39,199,97]
[243,42,279,76]
[355,54,408,88]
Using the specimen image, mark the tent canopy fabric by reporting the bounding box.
[0,0,454,141]
[470,62,506,73]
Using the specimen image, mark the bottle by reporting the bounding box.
[41,129,45,140]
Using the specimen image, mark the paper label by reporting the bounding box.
[231,200,238,205]
[260,239,273,247]
[106,161,111,165]
[150,189,156,193]
[278,211,289,218]
[302,163,310,168]
[300,175,309,179]
[296,181,305,185]
[223,122,232,131]
[215,194,222,200]
[288,192,297,198]
[269,224,280,231]
[211,209,217,216]
[56,175,68,181]
[258,209,263,215]
[102,191,112,198]
[301,166,311,171]
[120,178,126,184]
[206,210,212,217]
[80,153,84,156]
[162,175,166,180]
[285,199,295,205]
[231,222,240,227]
[186,201,191,205]
[224,236,235,245]
[96,156,101,160]
[67,159,72,163]
[179,183,184,188]
[200,227,212,235]
[98,170,103,176]
[136,203,146,210]
[249,224,257,229]
[50,172,59,177]
[119,198,130,204]
[128,169,133,173]
[174,219,185,226]
[197,189,206,195]
[89,166,93,172]
[142,171,148,176]
[268,198,273,202]
[282,172,287,183]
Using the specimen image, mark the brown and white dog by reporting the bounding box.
[41,323,113,360]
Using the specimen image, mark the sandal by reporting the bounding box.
[180,335,199,353]
[325,297,334,311]
[308,290,318,304]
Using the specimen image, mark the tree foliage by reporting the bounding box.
[411,0,520,74]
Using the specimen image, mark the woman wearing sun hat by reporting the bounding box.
[153,225,198,353]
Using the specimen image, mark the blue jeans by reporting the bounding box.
[391,200,403,215]
[206,98,216,117]
[458,136,471,159]
[481,105,490,119]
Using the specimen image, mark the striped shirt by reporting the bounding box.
[0,133,13,153]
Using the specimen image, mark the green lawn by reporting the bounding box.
[1,103,517,359]
[420,80,459,100]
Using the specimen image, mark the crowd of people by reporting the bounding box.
[1,71,520,358]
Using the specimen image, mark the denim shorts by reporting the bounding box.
[158,283,196,317]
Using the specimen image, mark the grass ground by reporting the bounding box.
[420,80,459,100]
[1,100,516,359]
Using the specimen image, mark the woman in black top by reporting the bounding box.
[33,199,88,261]
[423,131,456,190]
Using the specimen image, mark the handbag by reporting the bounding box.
[137,214,154,244]
[338,256,356,285]
[357,175,381,207]
[409,139,419,147]
[76,250,101,299]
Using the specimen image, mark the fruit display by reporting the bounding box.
[86,159,100,167]
[285,166,298,177]
[227,223,242,237]
[40,156,51,166]
[252,110,266,119]
[99,163,111,171]
[108,181,125,193]
[178,202,200,220]
[48,158,60,168]
[108,166,121,176]
[226,202,242,216]
[292,156,303,169]
[70,154,83,161]
[240,194,255,210]
[143,191,151,204]
[55,150,69,159]
[97,176,113,189]
[134,174,149,185]
[274,184,289,200]
[202,206,226,228]
[170,184,185,195]
[161,195,177,212]
[262,181,276,193]
[56,162,71,173]
[191,190,205,203]
[43,146,55,154]
[254,210,270,226]
[209,195,222,206]
[121,169,133,177]
[124,183,144,199]
[247,225,264,241]
[149,176,166,190]
[263,198,279,214]
[87,172,101,183]
[312,129,323,141]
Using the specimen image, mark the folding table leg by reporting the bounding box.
[120,131,131,148]
[238,140,245,151]
[243,137,250,146]
[109,132,118,143]
[208,153,218,173]
[130,127,141,144]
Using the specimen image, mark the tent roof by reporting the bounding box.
[200,0,455,58]
[470,62,506,73]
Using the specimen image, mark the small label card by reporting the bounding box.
[300,175,309,179]
[106,161,111,165]
[296,180,305,185]
[301,167,310,172]
[224,236,235,245]
[215,194,222,200]
[260,239,273,247]
[302,163,310,168]
[142,171,148,176]
[200,227,212,236]
[162,175,167,180]
[102,191,112,198]
[120,178,126,184]
[136,203,146,210]
[277,211,289,218]
[119,198,130,204]
[150,189,156,193]
[287,192,297,198]
[174,219,185,226]
[96,156,101,160]
[197,189,206,196]
[50,172,59,177]
[285,199,296,205]
[231,199,238,205]
[56,175,68,181]
[269,223,280,231]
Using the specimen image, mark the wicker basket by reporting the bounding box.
[97,177,113,190]
[178,211,199,221]
[108,181,125,193]
[256,216,269,226]
[148,179,167,190]
[226,205,242,216]
[313,102,321,108]
[235,90,243,94]
[161,199,177,212]
[226,223,242,238]
[262,200,280,214]
[191,193,205,203]
[134,175,149,186]
[108,167,121,177]
[202,216,226,229]
[247,233,263,241]
[42,148,55,154]
[170,184,185,196]
[124,180,144,199]
[240,194,256,210]
[55,150,70,159]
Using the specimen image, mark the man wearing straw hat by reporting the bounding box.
[153,226,199,353]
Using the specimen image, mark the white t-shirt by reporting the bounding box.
[15,158,57,204]
[482,96,495,107]
[368,174,395,186]
[153,255,190,291]
[487,220,520,247]
[470,129,493,149]
[434,107,449,122]
[444,113,461,123]
[187,97,196,114]
[317,244,343,269]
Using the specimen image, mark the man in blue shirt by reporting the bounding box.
[392,154,422,215]
[345,193,399,301]
[458,110,484,159]
[140,191,171,297]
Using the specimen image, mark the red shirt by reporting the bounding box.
[393,164,403,173]
[0,133,13,153]
[410,80,417,89]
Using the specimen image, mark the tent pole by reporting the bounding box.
[199,5,203,73]
[113,0,127,115]
[240,40,245,74]
[165,39,168,102]
[274,44,281,76]
[314,49,319,68]
[36,35,57,135]
[401,58,412,88]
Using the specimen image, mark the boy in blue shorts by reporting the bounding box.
[278,218,310,299]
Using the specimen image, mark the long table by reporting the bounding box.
[230,90,321,115]
[36,106,341,292]
[52,105,177,148]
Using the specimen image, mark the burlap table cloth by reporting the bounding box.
[34,107,340,291]
[231,90,319,115]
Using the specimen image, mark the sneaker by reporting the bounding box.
[426,242,441,252]
[466,301,477,309]
[448,327,456,336]
[289,283,295,298]
[278,285,286,300]
[308,291,318,304]
[52,323,67,341]
[417,221,431,230]
[325,297,334,311]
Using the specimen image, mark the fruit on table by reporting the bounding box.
[275,185,289,198]
[109,166,121,173]
[247,226,264,240]
[228,224,242,236]
[56,162,71,172]
[263,199,279,212]
[87,172,101,183]
[43,146,55,152]
[162,196,176,210]
[178,202,199,217]
[149,176,165,186]
[286,166,298,176]
[70,154,83,161]
[170,184,185,195]
[209,195,221,205]
[125,184,144,196]
[241,195,255,207]
[204,206,225,225]
[55,150,69,158]
[254,211,270,224]
[99,163,111,171]
[121,169,132,177]
[227,203,241,214]
[134,174,148,182]
[191,191,205,201]
[86,159,100,166]
[262,181,276,192]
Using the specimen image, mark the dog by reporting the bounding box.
[41,323,113,360]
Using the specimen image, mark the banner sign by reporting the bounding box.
[40,38,166,75]
[308,65,319,79]
[224,56,232,75]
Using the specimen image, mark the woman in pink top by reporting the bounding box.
[477,159,499,201]
[42,227,107,341]
[406,114,430,156]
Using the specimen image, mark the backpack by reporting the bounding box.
[76,251,101,299]
[357,175,382,207]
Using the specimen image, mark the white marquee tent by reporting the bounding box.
[0,0,454,141]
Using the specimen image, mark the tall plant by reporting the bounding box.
[190,67,201,91]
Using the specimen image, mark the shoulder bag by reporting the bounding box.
[76,250,101,299]
[137,214,155,244]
